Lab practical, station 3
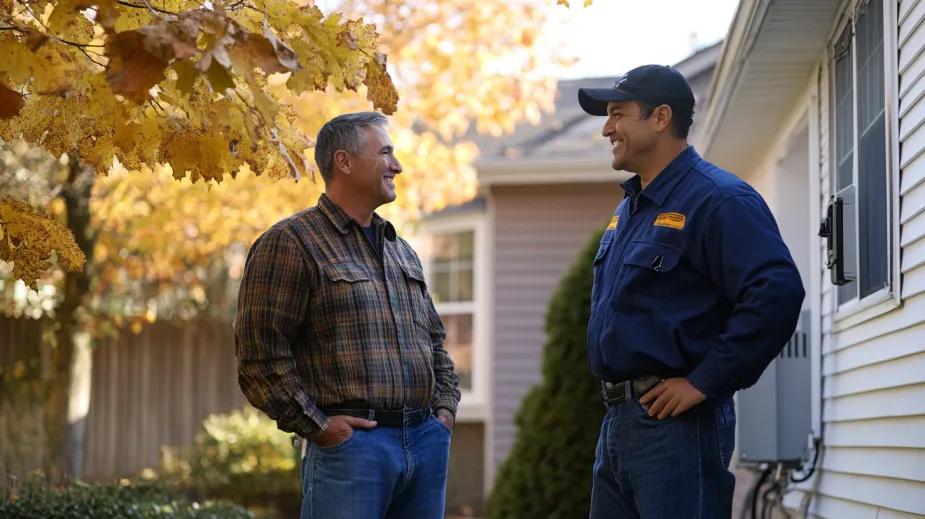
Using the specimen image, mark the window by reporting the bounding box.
[830,0,890,306]
[430,230,475,390]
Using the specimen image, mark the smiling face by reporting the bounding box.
[601,100,659,174]
[345,124,403,208]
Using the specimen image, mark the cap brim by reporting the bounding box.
[578,88,636,116]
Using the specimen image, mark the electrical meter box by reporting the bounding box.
[737,311,812,467]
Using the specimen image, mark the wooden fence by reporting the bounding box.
[0,316,248,482]
[0,317,47,484]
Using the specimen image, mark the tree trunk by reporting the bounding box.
[42,156,95,484]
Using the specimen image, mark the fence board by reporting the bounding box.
[0,317,248,482]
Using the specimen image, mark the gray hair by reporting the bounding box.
[314,112,389,183]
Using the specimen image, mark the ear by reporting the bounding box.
[653,105,674,134]
[333,149,351,175]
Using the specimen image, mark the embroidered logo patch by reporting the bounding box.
[654,212,686,230]
[607,215,620,230]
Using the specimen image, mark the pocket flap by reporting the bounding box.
[399,261,426,283]
[594,237,613,265]
[323,263,371,283]
[623,241,681,272]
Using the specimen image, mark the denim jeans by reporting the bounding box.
[300,414,452,519]
[589,398,736,519]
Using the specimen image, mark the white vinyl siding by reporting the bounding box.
[791,0,925,516]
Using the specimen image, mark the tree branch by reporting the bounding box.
[115,0,176,16]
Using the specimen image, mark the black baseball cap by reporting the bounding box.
[578,64,695,120]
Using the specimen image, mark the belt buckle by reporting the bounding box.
[601,381,627,404]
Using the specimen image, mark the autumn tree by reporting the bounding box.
[0,0,570,481]
[0,0,400,482]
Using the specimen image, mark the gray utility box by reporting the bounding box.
[737,311,812,467]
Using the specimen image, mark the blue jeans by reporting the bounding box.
[589,398,736,519]
[300,414,452,519]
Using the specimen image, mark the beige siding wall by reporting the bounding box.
[488,182,622,474]
[791,1,925,515]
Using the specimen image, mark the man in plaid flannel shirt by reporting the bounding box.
[235,112,460,519]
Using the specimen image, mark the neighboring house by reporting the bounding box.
[699,0,925,516]
[417,43,720,512]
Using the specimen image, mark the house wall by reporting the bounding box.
[781,0,925,515]
[487,181,622,484]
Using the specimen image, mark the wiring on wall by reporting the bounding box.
[742,435,822,519]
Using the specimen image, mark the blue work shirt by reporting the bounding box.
[588,146,805,400]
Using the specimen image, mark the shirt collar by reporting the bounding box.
[318,193,397,241]
[621,146,700,207]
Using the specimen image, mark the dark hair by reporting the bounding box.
[314,112,389,183]
[636,100,692,140]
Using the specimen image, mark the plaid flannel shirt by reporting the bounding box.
[234,194,460,438]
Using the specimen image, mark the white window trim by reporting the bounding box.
[809,65,824,439]
[827,0,903,325]
[420,214,490,423]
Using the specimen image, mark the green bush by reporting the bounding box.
[159,407,300,515]
[486,230,606,519]
[0,476,251,518]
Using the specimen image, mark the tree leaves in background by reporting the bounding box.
[0,196,85,288]
[0,0,398,285]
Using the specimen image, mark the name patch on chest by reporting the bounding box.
[607,215,620,230]
[654,212,686,230]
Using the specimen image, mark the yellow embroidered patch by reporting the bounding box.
[607,215,620,230]
[654,212,686,230]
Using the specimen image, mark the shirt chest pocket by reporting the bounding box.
[321,262,378,319]
[624,241,681,272]
[616,241,683,301]
[591,236,614,305]
[399,261,430,320]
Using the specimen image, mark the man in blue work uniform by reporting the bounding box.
[578,65,805,518]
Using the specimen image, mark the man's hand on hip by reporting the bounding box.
[435,408,455,432]
[313,415,377,448]
[639,378,706,420]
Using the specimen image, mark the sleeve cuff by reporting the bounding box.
[687,362,722,401]
[432,398,458,417]
[285,410,330,439]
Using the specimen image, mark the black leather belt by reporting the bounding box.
[601,375,662,404]
[320,407,432,428]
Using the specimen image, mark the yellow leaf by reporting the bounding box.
[48,0,95,42]
[0,196,86,287]
[172,59,199,94]
[250,84,278,124]
[32,46,79,96]
[365,54,398,115]
[0,37,34,85]
[286,38,327,91]
[206,61,235,93]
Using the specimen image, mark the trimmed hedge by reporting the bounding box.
[486,230,605,519]
[0,476,251,518]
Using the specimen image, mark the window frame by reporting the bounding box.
[420,215,490,422]
[827,0,902,324]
